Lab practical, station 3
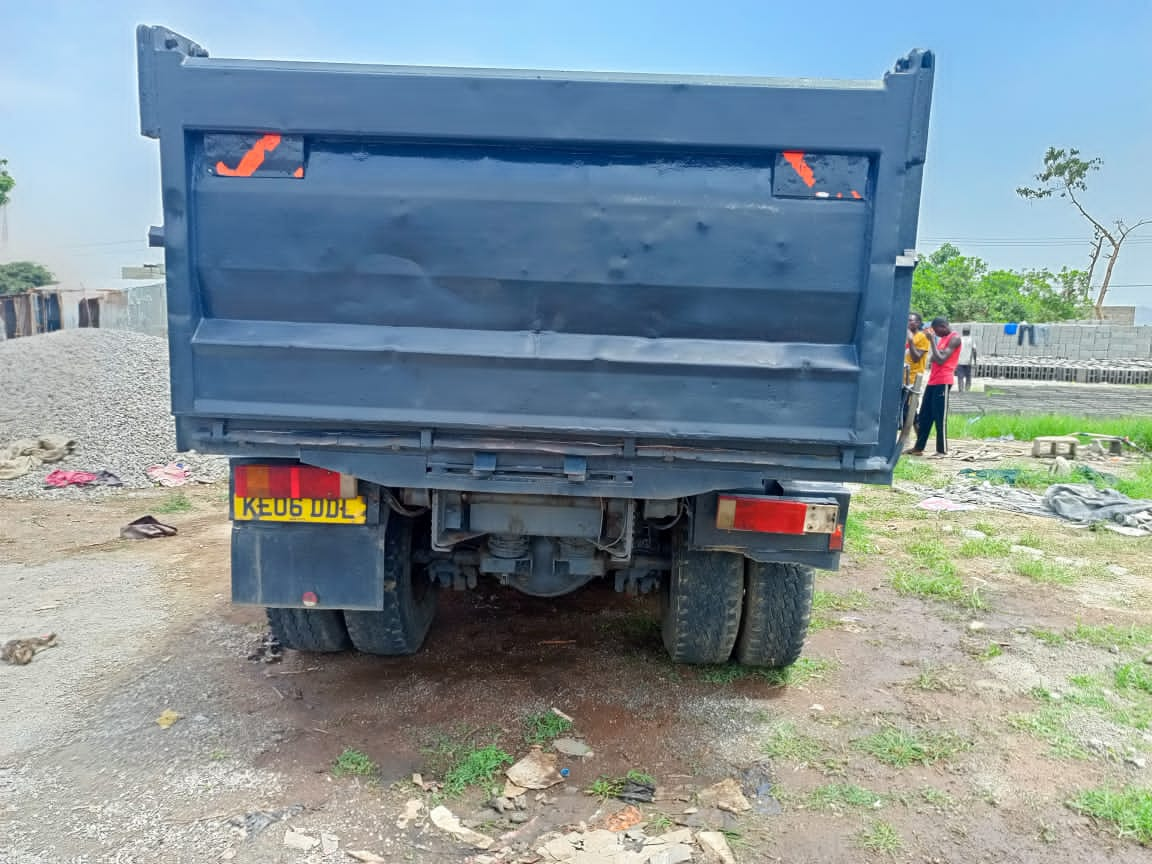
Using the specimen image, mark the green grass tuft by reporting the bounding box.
[893,458,943,485]
[762,722,824,763]
[808,783,883,810]
[856,820,903,854]
[1115,662,1152,695]
[890,566,985,610]
[442,745,513,797]
[1066,623,1152,649]
[845,513,878,554]
[523,711,573,745]
[1070,787,1152,845]
[1031,628,1067,646]
[854,726,970,767]
[699,656,835,687]
[332,748,377,777]
[1013,557,1076,585]
[958,536,1012,558]
[153,493,193,514]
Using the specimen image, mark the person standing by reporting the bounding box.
[902,312,931,432]
[906,317,961,456]
[955,326,976,392]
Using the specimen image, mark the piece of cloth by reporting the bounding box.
[927,332,961,386]
[1017,323,1036,346]
[146,462,192,487]
[1044,484,1152,534]
[0,435,76,481]
[44,469,99,488]
[913,384,950,454]
[1035,323,1051,346]
[905,329,930,385]
[120,515,178,540]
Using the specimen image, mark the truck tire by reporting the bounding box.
[734,561,814,668]
[661,533,744,665]
[266,607,352,653]
[344,515,438,656]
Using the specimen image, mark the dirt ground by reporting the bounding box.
[2,454,1151,863]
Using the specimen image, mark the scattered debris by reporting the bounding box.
[968,621,987,632]
[147,462,193,487]
[504,780,529,799]
[697,778,751,814]
[962,529,988,539]
[1,632,58,665]
[697,830,737,864]
[283,828,319,851]
[740,763,782,816]
[396,799,424,829]
[605,804,643,832]
[506,746,564,790]
[0,435,75,481]
[321,832,340,854]
[346,852,388,863]
[227,805,304,840]
[916,496,975,512]
[617,777,657,804]
[1045,484,1152,535]
[247,631,283,663]
[121,515,178,540]
[429,805,495,850]
[155,709,181,729]
[1125,755,1148,770]
[552,737,594,758]
[44,469,122,488]
[551,707,575,724]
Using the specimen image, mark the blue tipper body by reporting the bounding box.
[137,27,934,610]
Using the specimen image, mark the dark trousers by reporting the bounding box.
[1017,324,1035,346]
[956,364,972,392]
[913,384,949,454]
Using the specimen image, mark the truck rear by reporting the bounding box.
[137,26,934,666]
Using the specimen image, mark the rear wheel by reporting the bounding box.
[734,561,814,668]
[660,531,744,665]
[266,607,352,653]
[344,514,438,656]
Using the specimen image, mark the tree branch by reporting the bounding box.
[1064,183,1117,245]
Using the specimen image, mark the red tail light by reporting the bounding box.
[233,464,355,499]
[716,496,839,536]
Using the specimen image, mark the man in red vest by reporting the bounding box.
[905,317,962,456]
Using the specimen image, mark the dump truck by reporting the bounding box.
[137,26,934,667]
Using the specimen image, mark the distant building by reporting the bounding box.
[0,280,167,340]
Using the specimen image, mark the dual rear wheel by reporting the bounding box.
[266,513,437,655]
[661,531,815,668]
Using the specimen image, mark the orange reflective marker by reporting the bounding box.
[215,133,282,177]
[850,189,862,200]
[782,150,816,188]
[293,166,304,178]
[836,192,844,199]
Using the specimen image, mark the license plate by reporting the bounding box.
[233,497,367,524]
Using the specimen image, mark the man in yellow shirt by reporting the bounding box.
[905,312,930,385]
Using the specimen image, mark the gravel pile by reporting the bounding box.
[0,329,226,498]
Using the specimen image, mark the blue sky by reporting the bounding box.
[2,0,1150,306]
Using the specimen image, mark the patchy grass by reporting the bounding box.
[332,748,377,778]
[890,566,985,611]
[1013,557,1076,586]
[523,711,573,745]
[948,414,1152,451]
[699,656,835,687]
[918,787,957,810]
[807,783,883,811]
[1115,662,1152,695]
[762,722,824,763]
[979,642,1004,660]
[1066,623,1152,649]
[586,776,625,800]
[854,726,970,768]
[647,812,675,833]
[845,513,878,554]
[442,745,513,797]
[912,664,957,692]
[1008,705,1090,760]
[856,820,903,855]
[1031,628,1067,646]
[153,493,193,514]
[811,590,870,632]
[958,536,1012,558]
[1114,462,1152,500]
[1070,787,1152,845]
[893,458,943,485]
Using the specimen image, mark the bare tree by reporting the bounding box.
[1017,147,1150,317]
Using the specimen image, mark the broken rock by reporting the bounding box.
[396,798,424,829]
[430,805,495,850]
[553,737,594,758]
[506,746,564,790]
[605,804,643,832]
[282,828,319,851]
[697,778,751,814]
[347,852,388,864]
[321,832,339,854]
[697,830,737,864]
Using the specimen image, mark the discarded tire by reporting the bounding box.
[661,530,744,665]
[266,607,352,653]
[344,515,438,656]
[734,561,814,668]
